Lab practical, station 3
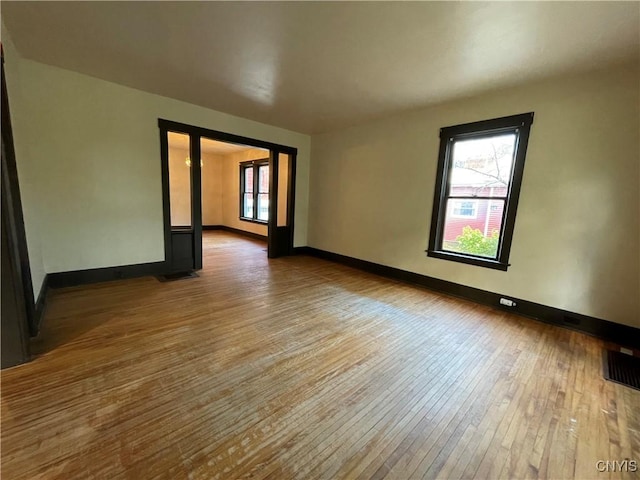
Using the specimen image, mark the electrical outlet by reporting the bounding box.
[499,298,516,307]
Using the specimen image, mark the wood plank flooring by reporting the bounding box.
[2,231,638,479]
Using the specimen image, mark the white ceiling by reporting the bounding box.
[3,2,639,134]
[168,132,261,155]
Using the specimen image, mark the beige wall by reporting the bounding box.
[309,65,640,328]
[202,151,223,226]
[221,149,269,236]
[169,143,278,235]
[167,143,285,235]
[169,144,224,227]
[167,143,270,233]
[2,30,310,287]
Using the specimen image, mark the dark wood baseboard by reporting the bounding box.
[294,246,640,349]
[32,274,49,337]
[48,261,166,289]
[203,225,267,241]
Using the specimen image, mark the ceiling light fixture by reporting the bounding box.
[185,157,203,167]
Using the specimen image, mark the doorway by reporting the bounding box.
[158,119,297,273]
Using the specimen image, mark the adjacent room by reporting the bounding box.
[167,132,272,265]
[166,132,275,277]
[1,2,638,479]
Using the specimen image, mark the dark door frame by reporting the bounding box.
[2,45,34,367]
[157,118,298,263]
[1,47,37,331]
[267,148,298,257]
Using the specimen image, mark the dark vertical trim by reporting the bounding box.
[159,125,172,268]
[253,159,260,212]
[1,46,37,336]
[1,196,30,367]
[33,274,49,335]
[190,134,202,270]
[497,118,533,263]
[267,149,279,258]
[239,162,245,220]
[427,135,451,254]
[287,151,297,252]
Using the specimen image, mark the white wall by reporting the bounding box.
[2,39,310,282]
[309,65,640,328]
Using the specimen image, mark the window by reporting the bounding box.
[451,200,477,218]
[240,160,269,223]
[427,112,534,270]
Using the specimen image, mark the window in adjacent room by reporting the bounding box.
[451,200,478,218]
[427,112,534,270]
[240,160,269,223]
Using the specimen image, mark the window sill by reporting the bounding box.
[426,250,509,271]
[239,217,268,225]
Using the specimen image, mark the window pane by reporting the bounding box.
[243,193,254,218]
[441,199,505,258]
[244,167,254,193]
[277,153,291,227]
[257,193,269,221]
[168,132,192,227]
[258,165,269,193]
[449,134,516,198]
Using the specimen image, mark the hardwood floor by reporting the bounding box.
[2,231,638,479]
